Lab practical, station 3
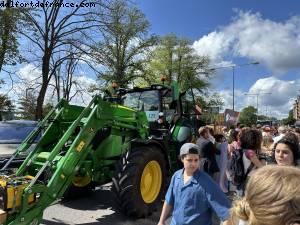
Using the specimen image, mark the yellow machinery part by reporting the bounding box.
[6,184,35,210]
[0,175,35,211]
[72,175,92,188]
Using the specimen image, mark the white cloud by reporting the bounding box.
[217,89,245,112]
[193,11,300,73]
[193,31,234,66]
[1,64,43,98]
[18,64,42,82]
[219,76,300,119]
[4,64,97,108]
[193,10,300,118]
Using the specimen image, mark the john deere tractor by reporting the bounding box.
[0,81,199,225]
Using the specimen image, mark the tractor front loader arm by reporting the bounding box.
[0,96,148,225]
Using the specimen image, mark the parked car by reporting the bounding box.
[0,120,39,168]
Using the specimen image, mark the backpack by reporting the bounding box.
[229,149,253,187]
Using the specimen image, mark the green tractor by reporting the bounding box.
[0,82,199,225]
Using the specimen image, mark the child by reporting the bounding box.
[157,143,232,225]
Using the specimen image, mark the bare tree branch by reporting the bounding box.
[20,1,106,119]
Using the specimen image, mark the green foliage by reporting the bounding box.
[142,33,211,92]
[239,106,257,126]
[196,93,224,124]
[95,0,157,87]
[0,94,15,120]
[195,93,224,110]
[0,1,23,72]
[0,94,14,111]
[281,109,296,125]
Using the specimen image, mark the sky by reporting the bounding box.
[2,0,300,119]
[136,0,300,119]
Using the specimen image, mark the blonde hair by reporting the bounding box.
[231,165,300,225]
[198,126,209,136]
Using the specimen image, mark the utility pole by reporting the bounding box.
[209,61,259,111]
[244,92,272,122]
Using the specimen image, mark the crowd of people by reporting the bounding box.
[158,123,300,225]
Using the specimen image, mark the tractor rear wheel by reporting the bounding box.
[113,146,167,217]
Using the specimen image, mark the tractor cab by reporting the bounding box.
[121,83,199,146]
[122,84,175,130]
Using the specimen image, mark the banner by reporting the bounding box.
[224,109,239,126]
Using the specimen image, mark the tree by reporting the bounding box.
[0,0,23,74]
[142,34,211,92]
[195,93,224,111]
[239,106,257,126]
[195,93,224,125]
[93,0,157,87]
[281,109,296,125]
[18,91,36,120]
[20,0,101,119]
[0,93,15,121]
[53,46,81,102]
[18,90,54,120]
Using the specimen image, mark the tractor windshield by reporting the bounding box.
[123,90,159,112]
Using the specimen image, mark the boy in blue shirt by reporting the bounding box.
[158,143,231,225]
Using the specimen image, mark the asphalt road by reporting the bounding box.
[41,183,223,225]
[41,183,165,225]
[1,152,222,225]
[0,152,163,224]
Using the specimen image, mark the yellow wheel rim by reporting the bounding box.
[140,160,162,203]
[72,175,91,187]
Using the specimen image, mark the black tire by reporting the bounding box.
[112,146,167,218]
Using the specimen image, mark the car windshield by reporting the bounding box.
[0,125,37,144]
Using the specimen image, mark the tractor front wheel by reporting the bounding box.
[63,175,94,199]
[113,146,167,217]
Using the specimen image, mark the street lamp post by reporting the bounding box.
[209,61,259,111]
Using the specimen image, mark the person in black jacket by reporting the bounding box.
[196,126,220,177]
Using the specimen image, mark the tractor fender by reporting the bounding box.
[130,138,171,170]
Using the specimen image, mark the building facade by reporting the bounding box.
[293,96,300,120]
